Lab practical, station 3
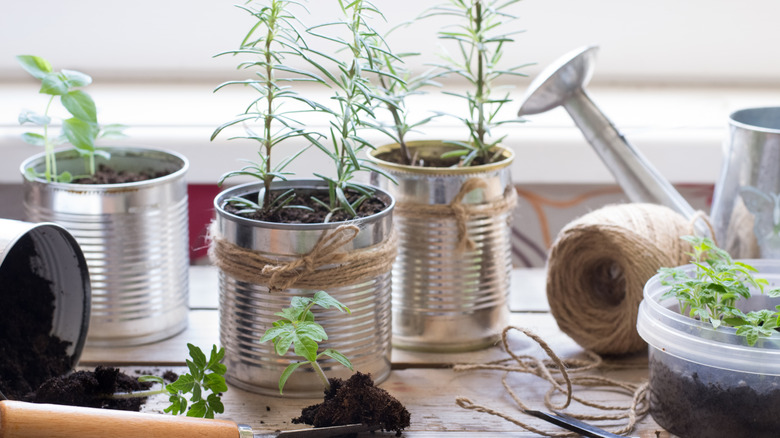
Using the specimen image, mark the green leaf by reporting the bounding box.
[167,374,196,394]
[62,117,96,152]
[204,373,228,393]
[188,343,208,370]
[320,348,353,371]
[207,393,224,415]
[21,132,46,146]
[312,291,350,313]
[18,109,51,126]
[138,375,166,385]
[278,362,306,394]
[293,335,320,363]
[62,90,97,123]
[39,72,70,95]
[187,400,208,418]
[17,55,53,80]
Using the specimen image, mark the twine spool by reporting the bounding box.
[546,203,695,355]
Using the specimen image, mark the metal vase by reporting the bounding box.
[213,180,395,397]
[368,141,514,352]
[20,147,190,347]
[0,218,91,368]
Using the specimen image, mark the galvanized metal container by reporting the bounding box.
[0,218,91,368]
[20,147,190,347]
[368,141,514,352]
[213,180,395,397]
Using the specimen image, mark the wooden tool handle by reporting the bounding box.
[0,400,241,438]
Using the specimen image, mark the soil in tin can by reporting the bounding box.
[72,164,172,184]
[225,188,388,223]
[649,353,780,438]
[292,372,411,436]
[0,233,72,400]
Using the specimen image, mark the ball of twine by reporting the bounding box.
[546,203,695,355]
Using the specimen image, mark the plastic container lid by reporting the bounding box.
[637,259,780,376]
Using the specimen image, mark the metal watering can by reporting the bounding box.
[518,45,780,258]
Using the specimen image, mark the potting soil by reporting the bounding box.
[649,353,780,438]
[293,372,410,436]
[0,233,71,400]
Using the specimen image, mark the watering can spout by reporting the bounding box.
[519,46,708,236]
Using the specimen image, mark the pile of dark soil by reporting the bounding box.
[32,366,152,411]
[293,372,410,436]
[0,233,71,400]
[225,189,389,223]
[649,353,780,438]
[72,164,171,184]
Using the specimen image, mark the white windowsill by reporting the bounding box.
[2,81,779,185]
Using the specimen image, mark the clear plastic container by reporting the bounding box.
[637,260,780,438]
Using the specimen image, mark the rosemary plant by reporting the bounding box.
[213,0,397,220]
[425,0,531,166]
[304,0,398,219]
[211,0,325,214]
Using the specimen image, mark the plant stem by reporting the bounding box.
[311,360,331,390]
[44,95,55,182]
[473,0,487,158]
[110,387,167,399]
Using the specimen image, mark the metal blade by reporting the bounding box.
[250,423,380,438]
[524,409,637,438]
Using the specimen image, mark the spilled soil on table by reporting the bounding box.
[0,234,151,410]
[293,372,411,436]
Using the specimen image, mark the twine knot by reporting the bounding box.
[394,177,517,252]
[209,222,397,292]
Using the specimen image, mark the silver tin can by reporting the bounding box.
[368,141,514,352]
[21,147,189,347]
[213,180,394,397]
[0,218,90,367]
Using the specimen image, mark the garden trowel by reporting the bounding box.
[0,400,379,438]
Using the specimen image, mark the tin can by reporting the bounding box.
[21,147,189,347]
[368,141,514,352]
[213,180,394,397]
[0,218,90,368]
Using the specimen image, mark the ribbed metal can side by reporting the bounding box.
[214,181,394,397]
[21,147,190,347]
[368,142,514,352]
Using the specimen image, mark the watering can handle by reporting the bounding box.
[564,88,700,221]
[518,46,710,237]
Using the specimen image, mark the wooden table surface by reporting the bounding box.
[79,267,670,437]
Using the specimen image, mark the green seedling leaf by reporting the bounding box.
[21,132,46,146]
[261,291,353,393]
[17,55,53,80]
[62,117,96,153]
[62,90,97,123]
[18,110,51,126]
[660,235,780,347]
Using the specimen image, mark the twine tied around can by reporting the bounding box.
[393,178,518,252]
[208,222,398,292]
[454,326,649,437]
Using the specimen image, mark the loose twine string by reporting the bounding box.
[545,203,706,355]
[393,178,518,252]
[454,326,650,437]
[208,222,397,292]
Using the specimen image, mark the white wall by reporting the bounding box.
[1,0,780,85]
